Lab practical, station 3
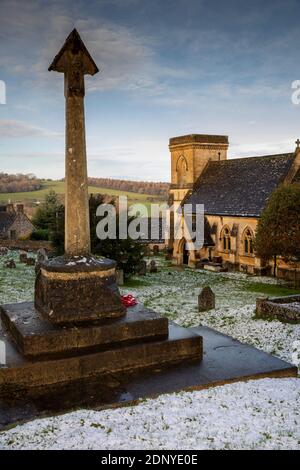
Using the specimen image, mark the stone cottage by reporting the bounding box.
[0,204,35,240]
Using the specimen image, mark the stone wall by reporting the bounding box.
[0,239,53,253]
[256,295,300,323]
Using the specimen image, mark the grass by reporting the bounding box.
[123,277,151,288]
[245,282,300,297]
[0,180,164,210]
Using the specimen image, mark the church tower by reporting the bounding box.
[167,134,229,262]
[169,134,229,204]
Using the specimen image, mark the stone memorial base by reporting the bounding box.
[34,256,126,324]
[0,303,202,392]
[0,325,297,429]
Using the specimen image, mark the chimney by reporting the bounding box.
[6,204,15,214]
[16,204,24,214]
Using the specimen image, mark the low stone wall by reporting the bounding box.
[256,295,300,323]
[0,239,54,253]
[276,267,300,287]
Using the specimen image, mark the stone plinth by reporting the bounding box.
[0,325,297,429]
[0,314,202,392]
[1,302,168,358]
[34,256,126,324]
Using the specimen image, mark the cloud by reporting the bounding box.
[0,1,194,103]
[0,120,62,138]
[230,139,295,158]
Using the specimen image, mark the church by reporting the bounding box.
[167,134,300,282]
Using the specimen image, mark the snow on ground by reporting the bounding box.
[122,256,300,368]
[0,378,300,450]
[1,251,300,449]
[1,252,300,366]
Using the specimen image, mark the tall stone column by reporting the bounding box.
[34,29,126,324]
[64,65,90,255]
[48,29,98,256]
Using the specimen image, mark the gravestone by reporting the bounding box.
[198,286,215,312]
[35,248,48,274]
[137,260,147,276]
[0,247,8,256]
[153,245,159,255]
[19,252,28,263]
[149,260,157,273]
[4,259,16,269]
[26,257,35,266]
[116,269,124,286]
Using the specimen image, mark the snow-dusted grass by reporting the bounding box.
[1,251,300,450]
[0,251,35,303]
[1,378,300,450]
[1,251,300,367]
[122,256,300,368]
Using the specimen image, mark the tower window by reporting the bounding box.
[176,155,188,185]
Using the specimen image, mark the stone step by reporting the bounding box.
[0,302,169,359]
[0,321,202,392]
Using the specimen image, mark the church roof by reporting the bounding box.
[184,153,295,217]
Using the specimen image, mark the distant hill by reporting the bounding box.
[0,180,166,211]
[87,177,169,198]
[0,172,42,193]
[0,173,169,198]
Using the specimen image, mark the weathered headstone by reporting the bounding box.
[26,257,36,266]
[4,259,16,269]
[153,245,159,255]
[35,248,48,274]
[198,286,215,312]
[137,260,147,276]
[19,252,28,263]
[116,269,124,286]
[149,260,157,273]
[37,248,48,263]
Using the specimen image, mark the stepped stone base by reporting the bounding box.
[0,326,297,430]
[0,303,202,393]
[0,303,169,359]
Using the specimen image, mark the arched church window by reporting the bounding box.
[222,227,231,252]
[243,228,254,255]
[176,155,188,185]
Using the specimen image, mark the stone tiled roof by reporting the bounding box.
[185,153,295,217]
[0,212,16,233]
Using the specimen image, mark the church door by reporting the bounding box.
[183,242,189,265]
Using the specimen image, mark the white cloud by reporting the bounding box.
[230,139,295,158]
[0,120,62,138]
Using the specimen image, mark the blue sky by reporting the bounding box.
[1,0,300,181]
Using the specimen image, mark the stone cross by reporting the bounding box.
[295,139,300,150]
[49,29,99,256]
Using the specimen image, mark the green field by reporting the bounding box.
[0,181,164,210]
